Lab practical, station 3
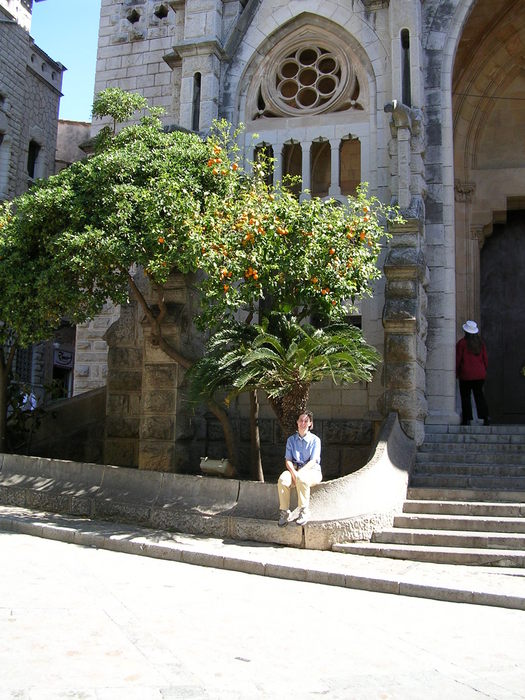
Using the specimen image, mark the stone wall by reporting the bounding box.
[74,303,121,396]
[55,120,91,172]
[0,4,63,201]
[194,413,375,481]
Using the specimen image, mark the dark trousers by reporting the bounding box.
[459,379,488,423]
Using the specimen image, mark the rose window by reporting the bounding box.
[257,44,360,118]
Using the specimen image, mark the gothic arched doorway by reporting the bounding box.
[453,0,525,423]
[480,211,525,423]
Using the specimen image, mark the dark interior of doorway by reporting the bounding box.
[480,210,525,424]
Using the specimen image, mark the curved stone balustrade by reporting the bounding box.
[0,413,414,550]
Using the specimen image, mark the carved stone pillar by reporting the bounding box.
[138,273,202,472]
[104,302,143,468]
[469,224,485,324]
[382,214,429,445]
[454,179,478,324]
[382,101,429,444]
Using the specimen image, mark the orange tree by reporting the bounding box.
[0,90,237,455]
[0,88,400,471]
[193,159,393,329]
[189,134,402,476]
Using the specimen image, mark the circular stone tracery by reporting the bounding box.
[261,44,357,117]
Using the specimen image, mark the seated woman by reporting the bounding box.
[277,410,322,526]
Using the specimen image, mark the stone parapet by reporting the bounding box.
[0,413,414,551]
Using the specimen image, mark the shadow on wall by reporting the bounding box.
[20,387,376,479]
[21,387,106,464]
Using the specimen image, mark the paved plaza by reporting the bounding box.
[1,529,524,699]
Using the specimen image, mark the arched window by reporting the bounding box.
[340,137,361,196]
[401,29,411,107]
[253,143,274,187]
[282,141,302,197]
[27,139,41,180]
[311,140,331,198]
[192,72,201,131]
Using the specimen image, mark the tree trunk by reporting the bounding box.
[0,344,16,454]
[206,398,238,470]
[249,389,264,481]
[0,364,7,453]
[269,383,310,438]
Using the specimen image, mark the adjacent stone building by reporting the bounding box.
[0,0,72,399]
[0,0,63,200]
[74,0,524,474]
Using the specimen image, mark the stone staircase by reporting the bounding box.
[333,424,525,567]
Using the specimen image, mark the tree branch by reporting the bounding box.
[126,270,193,369]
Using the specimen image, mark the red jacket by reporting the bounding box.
[456,337,488,381]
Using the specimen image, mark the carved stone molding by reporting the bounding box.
[362,0,389,9]
[454,179,476,203]
[471,225,487,249]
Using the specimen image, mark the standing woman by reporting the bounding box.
[456,320,489,426]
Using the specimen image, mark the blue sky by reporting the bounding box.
[31,0,101,122]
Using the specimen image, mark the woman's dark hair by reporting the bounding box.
[465,332,482,355]
[296,410,314,424]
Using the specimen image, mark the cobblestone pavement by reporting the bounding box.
[1,528,524,699]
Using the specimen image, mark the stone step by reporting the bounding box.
[407,487,525,503]
[332,541,525,567]
[372,527,525,550]
[410,474,525,490]
[416,451,525,465]
[424,424,525,436]
[419,440,525,452]
[403,499,525,517]
[423,433,525,446]
[394,513,525,533]
[413,463,525,477]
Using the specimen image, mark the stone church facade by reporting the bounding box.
[77,0,525,474]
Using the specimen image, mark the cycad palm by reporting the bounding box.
[234,316,380,435]
[190,315,381,439]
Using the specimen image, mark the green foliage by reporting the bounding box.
[0,104,232,349]
[92,87,148,132]
[190,315,382,434]
[0,87,401,460]
[191,158,401,330]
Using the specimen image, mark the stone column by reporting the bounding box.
[104,302,143,468]
[383,215,429,445]
[454,179,478,325]
[273,142,283,186]
[328,139,341,197]
[300,140,312,201]
[383,101,429,444]
[138,273,201,472]
[469,225,485,324]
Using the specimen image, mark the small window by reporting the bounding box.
[127,9,140,24]
[27,140,41,179]
[14,346,33,384]
[192,73,201,132]
[339,137,361,196]
[401,29,411,107]
[154,4,169,19]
